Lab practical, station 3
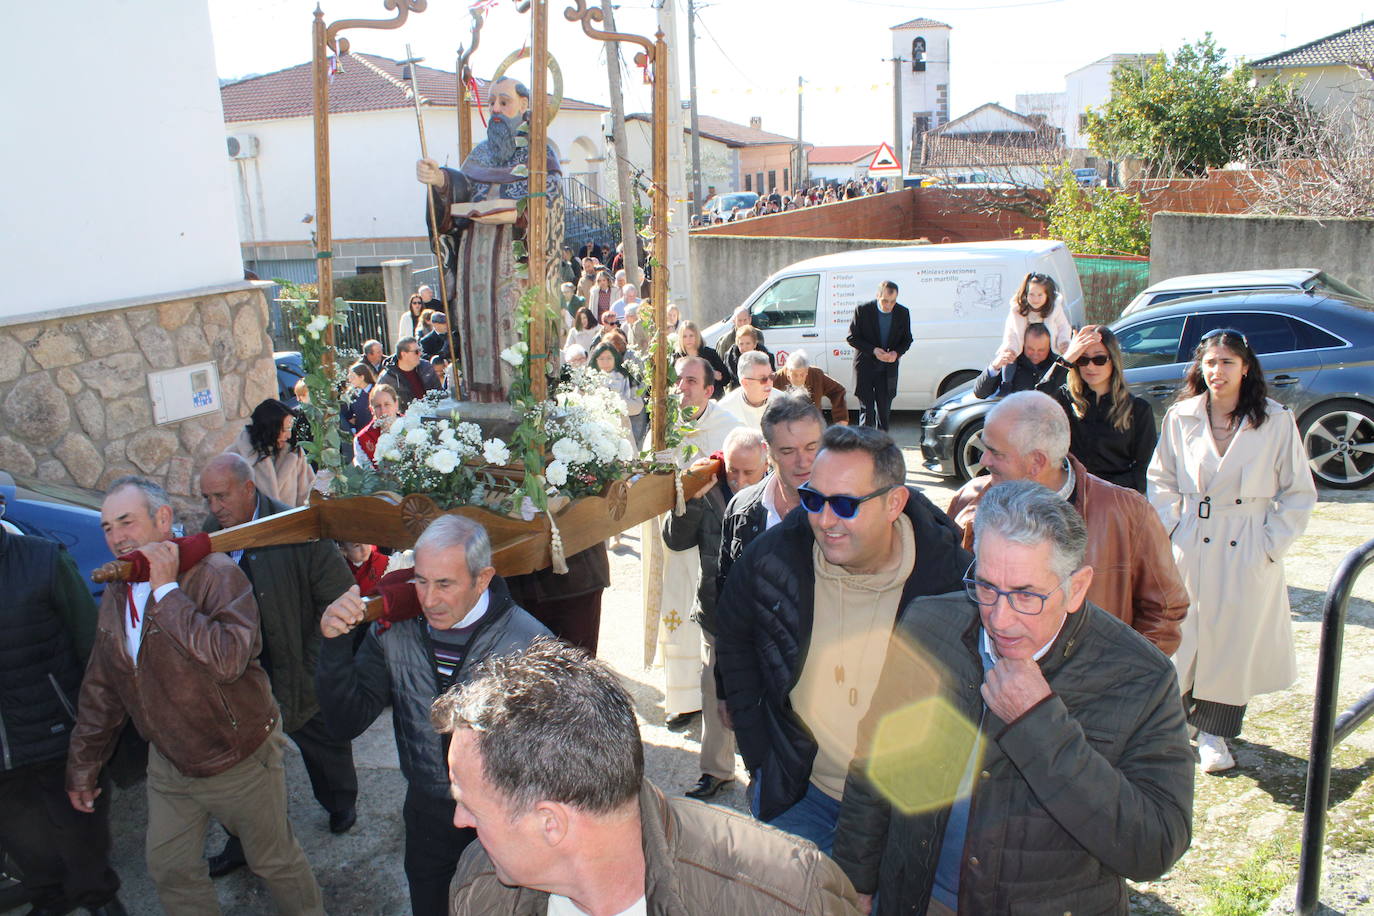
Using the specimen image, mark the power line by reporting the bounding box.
[693,9,758,85]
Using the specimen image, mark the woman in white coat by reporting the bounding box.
[1147,328,1316,773]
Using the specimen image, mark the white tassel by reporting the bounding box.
[547,510,568,574]
[673,469,686,516]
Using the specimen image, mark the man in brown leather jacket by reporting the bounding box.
[435,640,865,915]
[946,391,1187,655]
[65,476,322,916]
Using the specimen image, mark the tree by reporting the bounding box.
[1085,35,1294,177]
[1039,165,1150,257]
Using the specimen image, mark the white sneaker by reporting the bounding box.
[1197,732,1235,773]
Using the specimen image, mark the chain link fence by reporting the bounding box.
[1073,254,1151,326]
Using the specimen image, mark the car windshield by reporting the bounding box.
[1305,272,1372,303]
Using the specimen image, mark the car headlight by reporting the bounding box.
[923,407,946,426]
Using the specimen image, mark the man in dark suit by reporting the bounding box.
[846,280,913,431]
[198,453,359,877]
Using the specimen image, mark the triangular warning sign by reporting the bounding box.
[867,142,902,174]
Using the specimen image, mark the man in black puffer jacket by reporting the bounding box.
[0,526,127,915]
[834,481,1192,915]
[715,425,971,855]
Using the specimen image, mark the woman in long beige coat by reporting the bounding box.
[226,398,316,508]
[1147,329,1316,773]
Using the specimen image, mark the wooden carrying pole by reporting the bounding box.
[527,0,550,401]
[311,8,336,357]
[649,31,669,452]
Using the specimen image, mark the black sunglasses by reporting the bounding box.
[1073,354,1110,367]
[797,483,895,519]
[1200,327,1249,347]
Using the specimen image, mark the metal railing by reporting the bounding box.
[563,174,619,253]
[271,299,390,355]
[1296,536,1374,914]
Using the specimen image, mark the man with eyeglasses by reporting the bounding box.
[718,350,782,430]
[315,515,550,916]
[377,336,441,411]
[715,425,969,853]
[947,391,1187,655]
[833,480,1193,915]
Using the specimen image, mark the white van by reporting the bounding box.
[704,240,1085,411]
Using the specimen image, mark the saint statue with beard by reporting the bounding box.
[416,77,564,403]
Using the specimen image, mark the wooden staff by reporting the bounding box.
[527,0,550,401]
[403,45,458,375]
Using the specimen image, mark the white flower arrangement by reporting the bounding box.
[540,370,640,499]
[370,400,517,510]
[500,341,528,367]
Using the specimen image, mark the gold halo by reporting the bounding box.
[491,48,563,124]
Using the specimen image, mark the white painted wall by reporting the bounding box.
[1255,65,1372,121]
[1016,91,1069,137]
[2,0,243,318]
[618,118,738,197]
[943,106,1037,136]
[1063,60,1117,148]
[892,23,951,164]
[810,163,865,183]
[227,105,607,245]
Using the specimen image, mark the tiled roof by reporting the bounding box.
[890,17,950,30]
[935,102,1048,135]
[920,135,1062,168]
[221,53,607,123]
[808,145,880,165]
[627,113,796,146]
[1251,19,1374,69]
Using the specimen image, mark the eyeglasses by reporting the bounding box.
[962,561,1064,616]
[797,483,894,519]
[1200,327,1249,347]
[742,374,773,384]
[1073,354,1110,367]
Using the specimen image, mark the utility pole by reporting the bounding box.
[602,0,641,286]
[891,56,903,175]
[795,75,804,189]
[686,0,703,215]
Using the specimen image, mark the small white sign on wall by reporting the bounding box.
[148,362,221,424]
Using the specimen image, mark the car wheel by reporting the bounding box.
[954,419,988,482]
[1300,399,1374,489]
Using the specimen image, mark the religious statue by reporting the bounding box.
[416,77,564,403]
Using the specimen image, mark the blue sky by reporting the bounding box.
[209,0,1372,147]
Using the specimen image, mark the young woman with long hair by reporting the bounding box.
[1035,324,1156,492]
[1147,328,1316,773]
[672,320,728,399]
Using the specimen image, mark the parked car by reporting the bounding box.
[921,288,1374,489]
[702,191,760,221]
[275,349,305,408]
[703,240,1086,411]
[1119,269,1371,317]
[0,471,108,598]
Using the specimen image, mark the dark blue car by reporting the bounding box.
[0,471,108,599]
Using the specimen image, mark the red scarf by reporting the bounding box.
[118,533,212,627]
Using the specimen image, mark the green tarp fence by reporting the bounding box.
[1073,254,1151,326]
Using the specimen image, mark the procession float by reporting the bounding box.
[97,0,715,627]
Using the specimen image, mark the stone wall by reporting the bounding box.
[0,284,277,521]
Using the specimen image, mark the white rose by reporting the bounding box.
[500,346,524,367]
[551,438,579,462]
[383,448,403,461]
[376,433,397,455]
[426,449,458,474]
[307,314,330,333]
[545,459,568,487]
[483,439,511,466]
[617,438,634,461]
[405,427,429,447]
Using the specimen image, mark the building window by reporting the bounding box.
[783,168,789,190]
[912,37,927,72]
[756,172,764,194]
[744,173,751,191]
[1078,113,1089,133]
[768,170,776,191]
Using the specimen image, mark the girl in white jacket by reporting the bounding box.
[998,272,1073,361]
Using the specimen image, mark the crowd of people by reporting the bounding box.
[0,268,1320,915]
[694,178,893,227]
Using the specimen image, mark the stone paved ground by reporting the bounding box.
[7,413,1373,914]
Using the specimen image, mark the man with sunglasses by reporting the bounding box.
[833,480,1192,915]
[947,391,1187,654]
[377,337,442,411]
[715,425,969,854]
